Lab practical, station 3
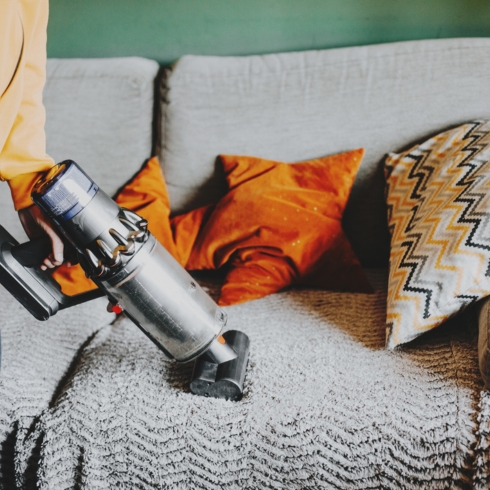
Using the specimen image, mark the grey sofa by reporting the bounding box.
[1,38,490,489]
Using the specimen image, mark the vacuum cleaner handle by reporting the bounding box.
[0,226,105,321]
[10,236,53,268]
[11,235,80,269]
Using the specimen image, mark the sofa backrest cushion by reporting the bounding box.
[158,38,490,266]
[0,57,159,240]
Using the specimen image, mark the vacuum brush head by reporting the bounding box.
[190,330,250,401]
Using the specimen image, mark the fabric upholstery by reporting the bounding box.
[44,57,158,197]
[159,38,490,266]
[385,120,490,348]
[0,56,159,241]
[11,270,490,489]
[0,287,112,488]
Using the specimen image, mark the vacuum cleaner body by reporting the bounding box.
[0,160,250,400]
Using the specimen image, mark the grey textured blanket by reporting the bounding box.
[2,271,490,489]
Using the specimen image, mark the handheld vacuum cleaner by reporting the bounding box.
[0,160,250,400]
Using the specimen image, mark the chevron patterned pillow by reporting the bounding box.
[385,120,490,348]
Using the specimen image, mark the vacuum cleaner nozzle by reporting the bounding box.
[190,330,250,401]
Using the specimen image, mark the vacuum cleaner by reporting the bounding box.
[0,160,250,401]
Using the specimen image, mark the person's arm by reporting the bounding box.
[0,0,63,269]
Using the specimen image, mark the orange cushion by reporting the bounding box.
[184,150,372,305]
[52,156,177,294]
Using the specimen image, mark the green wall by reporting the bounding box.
[48,0,490,65]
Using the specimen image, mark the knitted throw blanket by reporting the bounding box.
[2,271,490,489]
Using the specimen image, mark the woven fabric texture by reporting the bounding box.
[7,270,490,489]
[0,292,112,488]
[385,120,490,349]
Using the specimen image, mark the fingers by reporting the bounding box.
[40,255,56,271]
[35,224,64,268]
[18,205,65,268]
[43,227,64,266]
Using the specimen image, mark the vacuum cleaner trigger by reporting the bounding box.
[190,330,250,401]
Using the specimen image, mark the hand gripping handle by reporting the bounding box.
[10,236,52,268]
[3,232,104,319]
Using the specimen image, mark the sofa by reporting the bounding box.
[1,38,490,489]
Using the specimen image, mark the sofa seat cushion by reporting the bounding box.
[13,270,490,489]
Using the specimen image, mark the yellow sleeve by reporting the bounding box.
[0,0,54,211]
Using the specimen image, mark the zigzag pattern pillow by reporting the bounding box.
[385,120,490,348]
